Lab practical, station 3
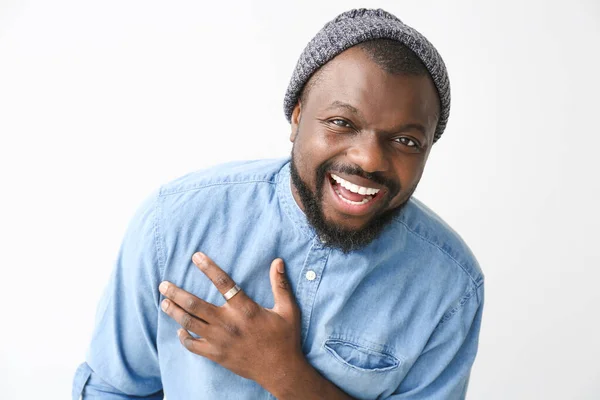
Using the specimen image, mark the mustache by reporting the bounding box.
[317,161,401,196]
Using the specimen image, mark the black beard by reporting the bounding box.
[289,152,409,253]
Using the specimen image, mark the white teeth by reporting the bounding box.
[330,173,380,195]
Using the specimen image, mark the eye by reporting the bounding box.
[329,118,353,128]
[394,136,420,148]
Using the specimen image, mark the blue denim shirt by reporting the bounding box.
[73,158,484,400]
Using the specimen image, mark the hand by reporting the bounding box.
[158,252,306,390]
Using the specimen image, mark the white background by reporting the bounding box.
[1,0,599,398]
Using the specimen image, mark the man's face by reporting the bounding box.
[289,46,440,252]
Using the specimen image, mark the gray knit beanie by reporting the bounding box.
[284,8,450,143]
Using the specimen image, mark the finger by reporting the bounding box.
[269,258,297,319]
[192,252,250,304]
[177,329,216,359]
[161,298,210,337]
[159,281,217,322]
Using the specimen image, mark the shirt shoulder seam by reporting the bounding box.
[159,179,277,197]
[438,282,483,326]
[153,190,167,280]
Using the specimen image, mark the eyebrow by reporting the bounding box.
[325,100,363,118]
[393,123,427,137]
[325,100,428,137]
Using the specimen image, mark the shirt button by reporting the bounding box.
[305,270,317,281]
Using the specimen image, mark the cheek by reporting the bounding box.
[404,160,426,182]
[390,158,427,199]
[294,125,342,169]
[291,135,324,189]
[300,126,339,153]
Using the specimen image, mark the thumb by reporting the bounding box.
[269,258,297,319]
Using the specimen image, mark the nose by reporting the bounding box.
[344,133,390,174]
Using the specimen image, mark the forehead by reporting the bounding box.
[304,46,440,133]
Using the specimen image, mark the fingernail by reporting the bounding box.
[192,252,204,264]
[161,299,169,312]
[277,259,284,274]
[177,328,184,337]
[159,281,169,293]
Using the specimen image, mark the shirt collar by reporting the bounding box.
[276,160,319,241]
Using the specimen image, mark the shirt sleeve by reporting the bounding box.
[389,281,484,400]
[72,362,164,400]
[73,189,166,399]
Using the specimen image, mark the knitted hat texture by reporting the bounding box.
[283,8,450,143]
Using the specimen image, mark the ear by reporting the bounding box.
[289,102,302,143]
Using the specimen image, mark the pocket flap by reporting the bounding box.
[323,338,400,373]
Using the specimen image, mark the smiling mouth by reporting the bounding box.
[328,173,383,206]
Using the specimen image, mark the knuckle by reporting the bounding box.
[180,313,195,330]
[185,297,199,312]
[215,273,231,289]
[278,278,289,290]
[241,303,259,319]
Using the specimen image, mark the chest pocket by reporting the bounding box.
[324,339,400,372]
[315,336,404,399]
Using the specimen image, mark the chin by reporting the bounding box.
[322,209,375,232]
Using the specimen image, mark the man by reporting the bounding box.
[73,8,484,400]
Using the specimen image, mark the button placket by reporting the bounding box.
[296,238,330,348]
